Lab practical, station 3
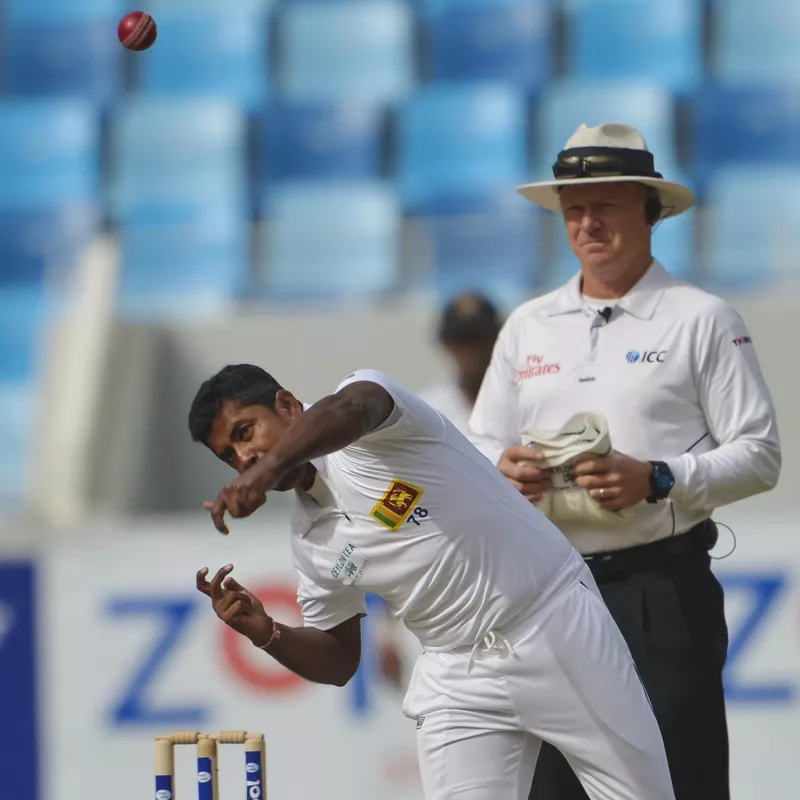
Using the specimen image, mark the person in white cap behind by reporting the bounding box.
[470,123,781,800]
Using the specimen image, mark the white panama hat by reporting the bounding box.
[517,123,695,218]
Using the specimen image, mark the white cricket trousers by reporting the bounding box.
[401,553,675,800]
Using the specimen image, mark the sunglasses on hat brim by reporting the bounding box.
[552,147,663,181]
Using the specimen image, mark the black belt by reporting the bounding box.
[583,519,718,581]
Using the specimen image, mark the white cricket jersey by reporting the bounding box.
[469,260,781,554]
[289,369,574,651]
[418,380,474,436]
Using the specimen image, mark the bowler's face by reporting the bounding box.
[559,183,652,270]
[206,397,307,490]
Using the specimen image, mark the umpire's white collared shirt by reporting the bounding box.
[469,260,781,554]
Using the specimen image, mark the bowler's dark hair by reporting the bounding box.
[188,364,284,446]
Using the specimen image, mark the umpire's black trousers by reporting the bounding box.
[528,521,730,800]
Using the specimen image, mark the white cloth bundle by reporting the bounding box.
[520,412,632,525]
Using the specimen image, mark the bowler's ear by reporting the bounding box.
[274,389,303,421]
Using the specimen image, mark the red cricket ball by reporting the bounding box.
[118,11,157,52]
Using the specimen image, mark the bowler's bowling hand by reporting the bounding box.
[196,565,273,645]
[203,459,280,534]
[498,445,553,503]
[574,451,652,511]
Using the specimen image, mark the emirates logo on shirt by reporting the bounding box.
[515,354,561,383]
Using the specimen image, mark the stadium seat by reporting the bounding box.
[703,167,800,288]
[0,289,53,383]
[3,20,122,102]
[5,0,124,23]
[420,193,541,307]
[692,86,800,190]
[651,209,696,281]
[0,206,98,289]
[151,0,272,10]
[259,101,384,191]
[280,0,414,102]
[566,0,702,94]
[397,84,528,209]
[110,98,246,218]
[426,0,552,90]
[714,0,800,83]
[536,81,677,174]
[0,99,99,209]
[138,11,269,108]
[118,203,250,319]
[261,182,399,298]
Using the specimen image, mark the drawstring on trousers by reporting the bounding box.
[467,630,516,673]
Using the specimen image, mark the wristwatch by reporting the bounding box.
[647,461,675,504]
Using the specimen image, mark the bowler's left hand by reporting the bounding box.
[574,452,652,511]
[204,460,279,534]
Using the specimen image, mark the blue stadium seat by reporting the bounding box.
[703,167,800,288]
[139,11,269,108]
[0,99,99,209]
[261,182,399,298]
[151,0,272,9]
[397,85,528,209]
[0,288,56,383]
[427,0,552,90]
[714,0,800,83]
[420,193,541,307]
[536,81,677,173]
[693,86,800,190]
[567,0,702,94]
[651,209,696,281]
[4,21,122,102]
[111,98,246,219]
[260,101,384,191]
[0,206,98,288]
[6,0,123,22]
[280,0,414,102]
[118,203,250,319]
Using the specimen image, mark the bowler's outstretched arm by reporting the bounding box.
[263,380,394,481]
[197,565,363,687]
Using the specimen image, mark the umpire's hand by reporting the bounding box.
[498,445,553,503]
[574,451,652,511]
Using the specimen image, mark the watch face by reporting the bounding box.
[655,468,675,495]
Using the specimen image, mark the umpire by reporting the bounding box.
[470,123,781,800]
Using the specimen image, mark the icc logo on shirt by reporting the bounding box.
[626,350,667,364]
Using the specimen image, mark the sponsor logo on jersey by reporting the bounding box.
[515,354,561,382]
[370,479,424,530]
[331,542,371,586]
[626,350,666,363]
[732,336,752,347]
